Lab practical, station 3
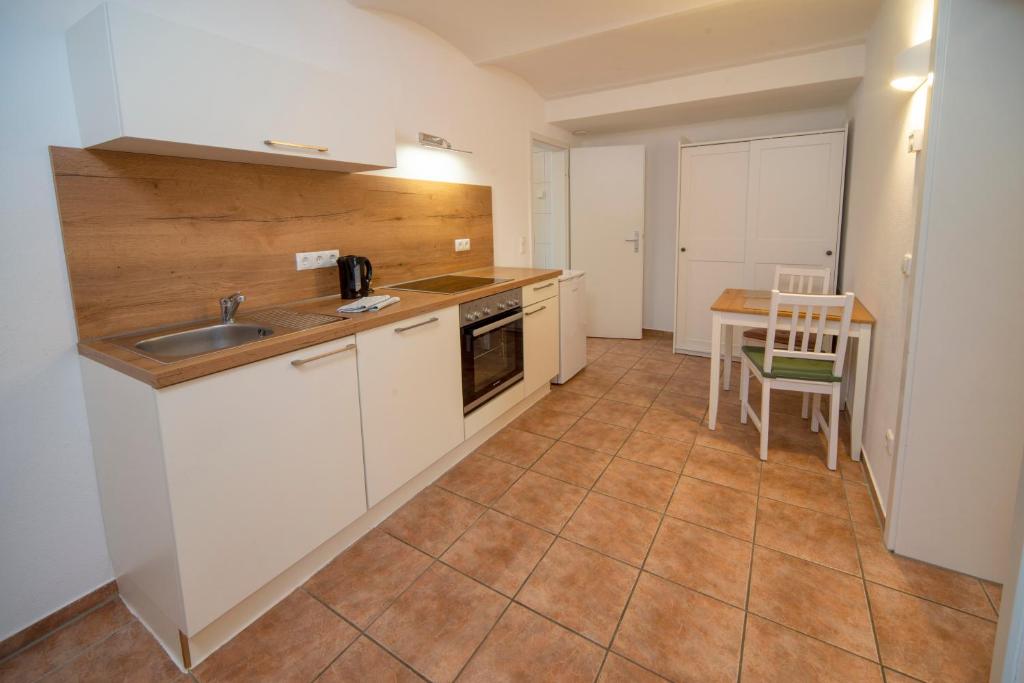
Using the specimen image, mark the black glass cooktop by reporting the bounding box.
[388,275,510,294]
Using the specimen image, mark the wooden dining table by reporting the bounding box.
[707,289,877,462]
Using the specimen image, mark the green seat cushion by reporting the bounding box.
[742,346,841,382]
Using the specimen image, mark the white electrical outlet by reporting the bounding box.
[295,249,340,271]
[454,238,471,252]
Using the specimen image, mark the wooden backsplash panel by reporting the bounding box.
[50,147,493,339]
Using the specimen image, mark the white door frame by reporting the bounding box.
[529,132,569,269]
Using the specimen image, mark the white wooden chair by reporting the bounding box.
[740,289,855,470]
[743,265,832,418]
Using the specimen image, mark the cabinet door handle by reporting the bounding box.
[263,139,329,153]
[394,317,439,334]
[525,305,547,316]
[291,343,355,367]
[533,282,555,291]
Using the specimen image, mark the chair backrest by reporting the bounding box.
[763,289,855,378]
[773,265,832,295]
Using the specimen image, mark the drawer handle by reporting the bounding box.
[395,317,439,334]
[525,305,547,316]
[291,343,356,367]
[263,139,329,153]
[533,282,555,291]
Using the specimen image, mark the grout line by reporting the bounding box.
[0,594,121,666]
[736,435,765,682]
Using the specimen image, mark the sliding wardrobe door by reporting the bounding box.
[746,132,846,289]
[675,141,750,354]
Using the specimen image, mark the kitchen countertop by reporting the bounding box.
[78,266,562,388]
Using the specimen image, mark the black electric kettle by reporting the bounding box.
[338,255,373,299]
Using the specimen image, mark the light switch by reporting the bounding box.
[901,253,913,277]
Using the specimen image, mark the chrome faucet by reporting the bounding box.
[219,292,245,324]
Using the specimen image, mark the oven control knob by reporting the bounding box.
[482,307,491,315]
[465,313,474,321]
[507,299,517,307]
[496,302,506,310]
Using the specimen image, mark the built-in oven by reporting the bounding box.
[460,289,524,414]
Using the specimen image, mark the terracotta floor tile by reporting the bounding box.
[318,637,419,683]
[561,417,631,454]
[619,369,670,391]
[435,454,524,505]
[593,352,639,369]
[755,498,861,575]
[0,599,134,683]
[645,517,752,608]
[594,458,679,511]
[561,373,616,398]
[661,375,711,400]
[982,580,1003,614]
[612,572,744,683]
[696,424,759,457]
[748,547,877,661]
[530,441,612,488]
[845,481,882,528]
[640,348,685,365]
[759,463,848,518]
[441,510,554,596]
[766,432,839,478]
[458,603,605,682]
[882,669,921,683]
[868,582,995,683]
[856,532,995,620]
[584,364,629,383]
[304,530,432,628]
[650,392,707,421]
[631,357,680,376]
[613,339,654,356]
[618,430,690,473]
[584,398,648,430]
[598,653,670,682]
[839,456,867,482]
[536,388,599,417]
[518,539,638,646]
[510,405,580,439]
[380,486,485,556]
[368,564,508,683]
[683,446,761,494]
[602,382,661,408]
[40,621,188,683]
[475,427,555,468]
[740,615,883,683]
[493,471,587,533]
[193,591,357,683]
[0,583,118,662]
[561,492,661,566]
[666,476,756,541]
[636,408,700,444]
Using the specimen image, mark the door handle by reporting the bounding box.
[826,250,834,256]
[625,230,640,253]
[291,343,356,367]
[394,317,439,334]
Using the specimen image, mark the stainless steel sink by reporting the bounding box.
[134,324,274,362]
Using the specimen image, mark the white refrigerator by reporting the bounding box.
[554,270,587,384]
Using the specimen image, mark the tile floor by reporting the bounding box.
[0,334,1003,682]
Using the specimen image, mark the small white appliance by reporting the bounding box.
[554,270,587,383]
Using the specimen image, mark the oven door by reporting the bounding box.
[461,308,524,414]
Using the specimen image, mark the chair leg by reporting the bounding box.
[740,359,750,424]
[811,395,822,433]
[801,392,810,420]
[827,385,841,470]
[759,381,771,461]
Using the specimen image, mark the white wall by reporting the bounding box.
[0,0,566,639]
[888,0,1024,580]
[575,107,847,331]
[840,0,933,513]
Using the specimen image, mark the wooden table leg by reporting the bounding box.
[709,312,722,429]
[850,326,872,463]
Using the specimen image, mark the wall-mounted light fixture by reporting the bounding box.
[418,132,472,154]
[890,40,932,92]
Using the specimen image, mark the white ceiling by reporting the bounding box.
[349,0,880,98]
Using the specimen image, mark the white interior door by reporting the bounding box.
[746,132,845,289]
[570,145,645,339]
[676,142,750,354]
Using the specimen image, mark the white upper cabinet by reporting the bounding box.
[66,3,396,172]
[356,307,464,507]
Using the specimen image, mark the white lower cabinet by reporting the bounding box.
[83,335,366,635]
[356,306,464,507]
[524,294,560,395]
